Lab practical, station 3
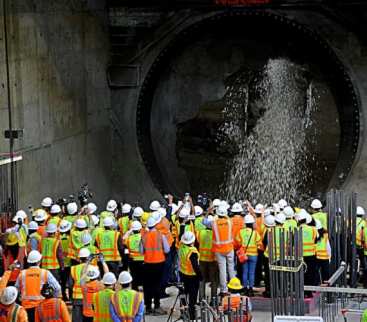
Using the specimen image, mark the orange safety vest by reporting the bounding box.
[232,216,244,239]
[156,217,174,247]
[82,280,104,317]
[221,295,249,322]
[37,225,47,238]
[212,218,233,253]
[19,267,48,309]
[35,298,63,322]
[141,230,165,264]
[0,303,23,322]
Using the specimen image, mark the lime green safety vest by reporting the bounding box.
[118,217,130,234]
[41,237,60,269]
[283,219,298,231]
[61,234,71,267]
[71,230,84,251]
[64,215,76,224]
[48,216,61,226]
[99,211,114,227]
[111,289,143,321]
[316,233,330,260]
[356,217,365,248]
[96,230,121,261]
[312,212,327,230]
[127,233,144,261]
[264,226,284,258]
[179,244,199,276]
[301,224,316,257]
[194,216,206,232]
[71,263,85,299]
[361,309,367,322]
[238,228,259,256]
[197,229,214,262]
[92,227,105,245]
[93,288,114,322]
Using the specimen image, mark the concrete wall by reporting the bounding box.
[0,0,112,209]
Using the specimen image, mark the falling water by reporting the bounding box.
[219,58,317,204]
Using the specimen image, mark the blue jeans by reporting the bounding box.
[242,255,258,288]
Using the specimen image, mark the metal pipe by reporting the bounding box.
[326,262,346,286]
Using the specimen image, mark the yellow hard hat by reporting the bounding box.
[227,277,243,290]
[141,212,150,226]
[6,233,18,246]
[294,207,301,213]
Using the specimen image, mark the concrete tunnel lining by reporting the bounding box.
[135,10,360,200]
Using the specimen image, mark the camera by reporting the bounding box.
[78,183,93,207]
[197,193,209,211]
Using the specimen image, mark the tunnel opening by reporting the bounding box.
[136,11,360,202]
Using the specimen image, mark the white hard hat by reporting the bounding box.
[275,213,286,225]
[151,211,162,224]
[264,215,276,227]
[46,223,57,234]
[216,206,228,216]
[81,232,92,245]
[41,197,53,208]
[231,203,243,213]
[194,206,203,217]
[75,218,87,229]
[106,200,117,212]
[181,231,195,245]
[278,199,288,209]
[91,215,99,226]
[12,215,22,223]
[102,272,117,285]
[357,206,365,216]
[212,199,221,207]
[59,220,72,233]
[78,247,91,258]
[207,215,214,223]
[254,204,264,214]
[273,203,281,213]
[315,219,322,230]
[122,203,132,214]
[171,203,179,215]
[27,250,42,263]
[118,271,132,284]
[264,208,272,217]
[15,210,27,220]
[28,221,39,231]
[0,286,18,305]
[133,207,144,218]
[67,202,78,215]
[34,209,47,222]
[297,209,308,222]
[131,221,142,231]
[149,200,161,211]
[87,266,100,280]
[87,203,98,214]
[311,199,322,209]
[306,213,313,224]
[158,207,167,218]
[177,201,183,208]
[283,206,294,219]
[103,217,114,227]
[147,216,157,228]
[50,204,61,214]
[220,200,230,210]
[178,208,190,218]
[244,214,255,224]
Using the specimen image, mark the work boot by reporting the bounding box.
[153,307,167,315]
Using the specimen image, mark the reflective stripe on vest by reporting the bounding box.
[93,289,114,321]
[127,234,144,261]
[212,218,233,250]
[316,233,330,260]
[41,237,60,269]
[239,228,258,256]
[142,230,165,263]
[197,229,215,262]
[111,290,142,321]
[20,268,47,301]
[82,280,103,317]
[71,264,85,299]
[96,230,121,261]
[10,304,20,322]
[179,244,199,276]
[60,235,71,267]
[302,225,316,256]
[119,217,130,235]
[36,298,61,322]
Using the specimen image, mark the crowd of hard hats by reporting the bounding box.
[1,194,366,322]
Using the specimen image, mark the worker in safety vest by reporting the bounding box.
[81,232,99,260]
[34,209,48,238]
[310,199,327,230]
[64,202,78,225]
[356,206,366,279]
[95,217,123,277]
[99,200,117,228]
[27,222,41,254]
[178,231,202,320]
[118,204,132,271]
[230,203,244,239]
[0,286,28,322]
[90,215,104,245]
[69,248,91,322]
[59,220,72,302]
[35,284,71,322]
[125,221,144,290]
[315,219,331,284]
[140,216,170,315]
[131,207,144,223]
[16,250,61,322]
[235,215,262,297]
[203,205,235,293]
[196,215,218,300]
[283,206,297,231]
[40,223,64,281]
[194,206,206,232]
[253,204,265,287]
[80,259,109,322]
[41,197,53,218]
[297,209,318,298]
[360,211,367,288]
[92,272,116,322]
[173,208,193,249]
[110,271,144,322]
[47,205,62,227]
[69,218,89,264]
[221,278,252,322]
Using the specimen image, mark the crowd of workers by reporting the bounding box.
[0,192,366,322]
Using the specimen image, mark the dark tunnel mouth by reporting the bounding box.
[136,10,360,197]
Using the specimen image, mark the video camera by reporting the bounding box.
[88,253,104,262]
[78,183,93,207]
[197,193,209,211]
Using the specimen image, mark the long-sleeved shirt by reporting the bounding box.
[139,228,170,254]
[109,298,144,322]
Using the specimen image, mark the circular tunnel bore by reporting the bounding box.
[137,12,359,202]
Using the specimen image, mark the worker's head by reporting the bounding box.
[227,277,243,294]
[59,220,72,235]
[27,250,42,266]
[81,232,92,247]
[181,231,195,246]
[131,221,142,233]
[78,248,91,263]
[102,272,117,288]
[41,197,53,212]
[34,209,47,224]
[46,223,57,236]
[146,216,157,230]
[103,217,115,230]
[244,215,255,228]
[310,199,322,213]
[50,204,61,217]
[28,221,39,234]
[118,271,132,289]
[67,202,78,216]
[0,286,18,306]
[87,266,100,282]
[41,283,55,299]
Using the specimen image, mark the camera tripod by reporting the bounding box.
[166,287,190,322]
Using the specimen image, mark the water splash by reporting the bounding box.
[219,58,318,204]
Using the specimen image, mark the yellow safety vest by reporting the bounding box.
[41,237,60,269]
[356,217,365,248]
[118,217,130,234]
[60,234,71,267]
[264,226,284,258]
[197,229,215,262]
[93,289,114,322]
[111,289,143,321]
[127,233,144,261]
[194,217,206,232]
[283,219,298,231]
[312,212,327,230]
[301,224,317,257]
[96,230,121,262]
[316,233,330,260]
[71,263,85,299]
[179,244,199,276]
[236,228,260,256]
